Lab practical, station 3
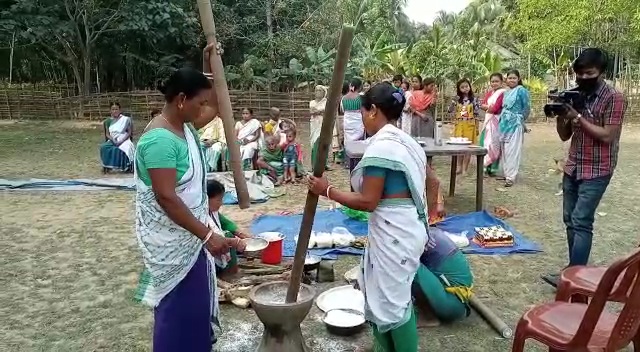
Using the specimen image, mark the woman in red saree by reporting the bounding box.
[408,76,437,138]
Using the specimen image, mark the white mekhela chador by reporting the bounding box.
[351,123,429,332]
[109,114,135,160]
[234,118,262,168]
[134,123,220,324]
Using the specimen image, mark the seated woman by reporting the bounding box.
[413,229,474,325]
[256,134,284,185]
[100,102,134,173]
[235,108,262,170]
[199,106,227,172]
[206,179,251,275]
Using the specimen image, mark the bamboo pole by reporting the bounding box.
[469,295,512,338]
[285,25,355,303]
[196,0,251,209]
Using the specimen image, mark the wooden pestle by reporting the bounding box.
[196,0,251,209]
[285,25,356,303]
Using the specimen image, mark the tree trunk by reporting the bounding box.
[266,0,273,92]
[83,47,92,95]
[70,63,84,119]
[196,0,251,209]
[9,31,15,84]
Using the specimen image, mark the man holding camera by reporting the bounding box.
[542,48,627,287]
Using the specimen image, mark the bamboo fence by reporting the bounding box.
[1,84,640,123]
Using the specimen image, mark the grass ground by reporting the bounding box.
[1,119,638,351]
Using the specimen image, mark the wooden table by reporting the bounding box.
[344,138,488,211]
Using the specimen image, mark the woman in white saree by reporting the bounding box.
[133,58,246,351]
[100,102,135,172]
[199,110,227,172]
[310,85,339,170]
[234,108,262,170]
[309,83,428,351]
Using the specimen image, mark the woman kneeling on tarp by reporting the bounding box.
[413,227,474,325]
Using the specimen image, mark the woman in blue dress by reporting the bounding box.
[498,69,531,187]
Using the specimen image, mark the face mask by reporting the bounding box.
[576,76,600,91]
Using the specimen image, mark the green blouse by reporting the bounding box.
[342,96,362,111]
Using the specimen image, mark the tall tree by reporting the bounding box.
[8,0,123,94]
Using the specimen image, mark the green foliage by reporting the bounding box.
[0,0,638,93]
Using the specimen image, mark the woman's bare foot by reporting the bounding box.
[418,317,441,327]
[417,311,441,328]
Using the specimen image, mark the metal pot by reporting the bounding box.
[242,238,268,260]
[323,308,366,336]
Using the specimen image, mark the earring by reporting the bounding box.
[369,113,376,119]
[178,104,183,110]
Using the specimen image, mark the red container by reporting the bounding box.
[259,232,284,265]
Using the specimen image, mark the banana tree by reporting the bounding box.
[226,55,269,90]
[383,47,411,76]
[298,46,336,85]
[271,58,306,90]
[351,33,405,79]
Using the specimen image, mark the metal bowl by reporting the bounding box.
[242,237,268,254]
[323,308,366,336]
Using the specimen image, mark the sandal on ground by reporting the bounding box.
[504,180,514,187]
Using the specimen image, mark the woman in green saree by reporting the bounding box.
[256,134,284,185]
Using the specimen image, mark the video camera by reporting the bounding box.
[543,88,585,117]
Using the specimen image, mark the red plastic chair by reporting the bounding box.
[556,265,630,304]
[511,248,640,352]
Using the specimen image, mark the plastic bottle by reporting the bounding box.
[434,122,443,146]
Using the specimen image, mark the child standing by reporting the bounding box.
[449,78,480,174]
[282,129,302,183]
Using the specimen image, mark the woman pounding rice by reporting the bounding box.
[309,82,428,351]
[133,53,246,350]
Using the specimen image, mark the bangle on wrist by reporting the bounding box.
[326,185,334,200]
[203,229,214,244]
